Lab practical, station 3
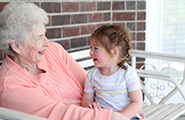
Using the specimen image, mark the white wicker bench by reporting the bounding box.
[129,50,185,120]
[0,49,185,120]
[70,49,185,120]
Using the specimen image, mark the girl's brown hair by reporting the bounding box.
[90,24,133,70]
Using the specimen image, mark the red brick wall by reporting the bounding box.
[0,0,146,67]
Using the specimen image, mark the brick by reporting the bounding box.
[112,23,125,27]
[71,14,87,24]
[0,51,2,60]
[97,2,110,10]
[126,1,136,10]
[97,23,111,28]
[33,2,39,7]
[46,28,61,39]
[0,2,8,12]
[52,15,70,26]
[63,27,80,37]
[113,12,135,21]
[71,37,86,48]
[104,12,111,21]
[80,2,96,11]
[127,22,135,31]
[136,62,145,69]
[41,2,61,13]
[132,32,136,41]
[136,43,145,50]
[87,36,90,45]
[62,2,79,12]
[137,33,145,41]
[137,12,146,20]
[131,43,135,49]
[81,25,96,35]
[0,1,147,55]
[136,57,145,62]
[113,1,125,10]
[46,16,51,26]
[56,40,70,50]
[137,1,146,10]
[137,22,146,31]
[89,13,103,22]
[130,32,135,41]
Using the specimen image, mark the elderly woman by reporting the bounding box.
[0,2,131,120]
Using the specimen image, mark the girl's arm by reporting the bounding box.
[120,89,143,119]
[81,92,101,109]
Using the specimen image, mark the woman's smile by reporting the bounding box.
[38,49,46,55]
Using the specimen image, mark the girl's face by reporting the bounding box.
[17,23,49,64]
[90,41,113,68]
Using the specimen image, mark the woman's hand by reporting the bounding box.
[110,111,129,120]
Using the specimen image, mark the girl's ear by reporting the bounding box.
[9,41,21,54]
[111,47,119,56]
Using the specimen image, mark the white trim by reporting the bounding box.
[146,0,162,53]
[145,0,162,70]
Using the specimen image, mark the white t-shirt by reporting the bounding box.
[84,64,142,111]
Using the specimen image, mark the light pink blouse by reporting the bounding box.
[0,42,112,120]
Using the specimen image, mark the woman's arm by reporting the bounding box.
[48,42,87,89]
[2,86,130,120]
[120,89,143,119]
[67,53,87,89]
[1,85,112,120]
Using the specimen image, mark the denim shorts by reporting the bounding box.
[131,116,140,120]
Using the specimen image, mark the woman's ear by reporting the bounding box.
[9,41,21,54]
[111,47,119,56]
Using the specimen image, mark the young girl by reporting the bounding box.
[81,25,143,120]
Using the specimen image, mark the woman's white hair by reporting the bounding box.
[0,2,49,56]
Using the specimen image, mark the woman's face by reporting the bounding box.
[17,23,49,64]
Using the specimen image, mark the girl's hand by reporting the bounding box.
[87,102,101,109]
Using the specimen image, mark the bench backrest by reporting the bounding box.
[70,49,185,104]
[69,49,94,70]
[0,49,185,119]
[129,49,185,104]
